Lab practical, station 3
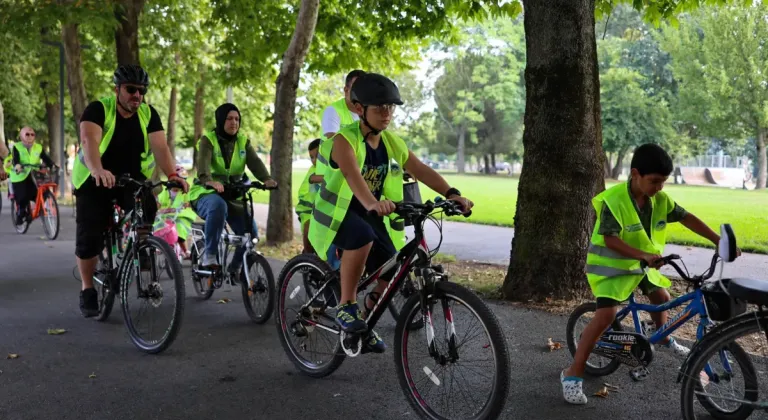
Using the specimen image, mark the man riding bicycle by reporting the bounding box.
[74,64,188,318]
[309,72,473,353]
[187,103,277,276]
[10,126,56,225]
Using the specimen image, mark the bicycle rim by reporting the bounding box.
[241,253,275,324]
[41,191,59,240]
[120,236,186,354]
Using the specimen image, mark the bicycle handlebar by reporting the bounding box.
[642,253,720,284]
[367,197,472,219]
[117,174,184,191]
[202,179,278,193]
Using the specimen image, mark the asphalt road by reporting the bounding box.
[0,208,719,420]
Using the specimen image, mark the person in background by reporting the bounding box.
[154,164,196,258]
[10,126,56,224]
[296,139,322,254]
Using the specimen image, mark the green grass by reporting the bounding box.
[253,170,768,254]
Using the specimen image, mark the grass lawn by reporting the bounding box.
[250,169,768,254]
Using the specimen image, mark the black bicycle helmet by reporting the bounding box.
[350,73,404,106]
[113,64,150,86]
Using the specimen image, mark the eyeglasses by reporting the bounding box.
[24,133,35,137]
[124,85,147,95]
[371,104,397,115]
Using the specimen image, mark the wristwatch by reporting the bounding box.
[445,187,461,198]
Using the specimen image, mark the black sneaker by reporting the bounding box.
[80,288,99,318]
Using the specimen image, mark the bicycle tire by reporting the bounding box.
[680,317,760,420]
[565,302,623,377]
[275,253,345,378]
[190,238,214,300]
[10,199,29,234]
[241,252,275,324]
[395,281,510,420]
[41,190,59,240]
[94,249,116,322]
[120,236,186,354]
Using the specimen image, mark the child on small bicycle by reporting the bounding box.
[154,165,196,259]
[561,143,724,405]
[308,73,473,354]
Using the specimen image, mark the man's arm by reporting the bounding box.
[680,213,720,246]
[0,141,8,160]
[309,174,323,184]
[80,121,105,171]
[331,134,378,208]
[148,131,176,177]
[402,151,451,197]
[321,106,341,139]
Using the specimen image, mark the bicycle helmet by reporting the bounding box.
[113,64,150,86]
[350,73,403,136]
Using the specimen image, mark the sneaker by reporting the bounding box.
[560,370,588,405]
[663,337,690,357]
[201,253,219,268]
[80,288,99,318]
[361,330,386,354]
[335,302,367,334]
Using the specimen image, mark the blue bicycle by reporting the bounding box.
[566,252,746,381]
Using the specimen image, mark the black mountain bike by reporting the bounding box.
[90,175,186,354]
[275,198,511,420]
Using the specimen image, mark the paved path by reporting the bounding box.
[252,204,768,281]
[0,210,704,419]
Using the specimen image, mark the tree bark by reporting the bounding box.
[603,152,612,178]
[611,146,628,180]
[61,24,89,139]
[482,154,490,174]
[114,0,145,65]
[456,128,466,174]
[45,101,61,163]
[502,0,605,302]
[0,99,8,159]
[490,153,497,174]
[756,127,767,189]
[192,81,205,170]
[266,0,320,245]
[165,53,181,159]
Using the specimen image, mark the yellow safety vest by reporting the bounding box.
[296,165,318,225]
[316,98,357,177]
[9,142,42,183]
[187,129,248,202]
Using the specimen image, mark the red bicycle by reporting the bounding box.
[10,163,60,240]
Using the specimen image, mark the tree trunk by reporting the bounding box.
[114,0,145,65]
[165,53,180,159]
[456,128,466,174]
[45,102,61,164]
[61,24,89,139]
[192,82,204,169]
[756,127,767,189]
[502,0,605,302]
[603,152,612,178]
[490,153,497,174]
[266,0,320,245]
[483,154,490,174]
[0,99,8,159]
[611,146,628,180]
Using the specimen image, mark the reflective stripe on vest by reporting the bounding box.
[9,142,42,182]
[187,129,248,202]
[72,96,154,189]
[308,122,408,260]
[586,182,674,301]
[296,166,318,224]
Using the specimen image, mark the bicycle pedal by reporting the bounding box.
[340,331,362,358]
[629,366,650,382]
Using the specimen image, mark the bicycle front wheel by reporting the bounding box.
[41,190,59,240]
[241,252,275,324]
[120,235,186,354]
[395,281,510,420]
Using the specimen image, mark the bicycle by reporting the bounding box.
[566,234,748,383]
[89,174,186,354]
[10,163,60,240]
[188,178,276,324]
[678,225,763,420]
[275,198,511,420]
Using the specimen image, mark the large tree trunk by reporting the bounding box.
[45,102,61,164]
[114,0,145,65]
[603,152,612,178]
[756,127,767,189]
[192,81,204,169]
[266,0,320,245]
[611,146,628,180]
[0,100,8,159]
[61,24,89,138]
[456,128,466,174]
[165,53,181,158]
[502,0,605,302]
[482,154,490,174]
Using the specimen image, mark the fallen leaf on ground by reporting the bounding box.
[547,338,562,352]
[47,328,67,335]
[7,354,19,359]
[603,383,620,392]
[217,298,232,304]
[89,373,96,379]
[593,387,610,398]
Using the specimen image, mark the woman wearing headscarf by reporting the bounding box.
[188,103,277,271]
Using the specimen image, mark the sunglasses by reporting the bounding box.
[24,133,36,137]
[124,85,147,95]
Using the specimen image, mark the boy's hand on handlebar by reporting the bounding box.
[367,199,396,216]
[448,195,474,214]
[642,253,664,269]
[264,179,278,189]
[168,174,189,193]
[92,168,116,188]
[205,181,224,193]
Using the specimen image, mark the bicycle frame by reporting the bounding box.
[29,175,57,220]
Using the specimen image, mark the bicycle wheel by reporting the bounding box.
[40,190,59,240]
[241,252,275,324]
[190,238,214,300]
[94,248,116,322]
[10,199,29,234]
[120,235,186,354]
[565,302,623,377]
[680,318,761,420]
[395,281,510,420]
[275,253,345,378]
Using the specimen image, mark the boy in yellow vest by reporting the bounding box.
[561,143,730,405]
[309,73,473,353]
[296,138,322,254]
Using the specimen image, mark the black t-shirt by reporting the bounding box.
[345,141,389,214]
[78,100,163,191]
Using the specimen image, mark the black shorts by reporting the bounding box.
[596,276,662,308]
[74,185,157,259]
[333,209,397,278]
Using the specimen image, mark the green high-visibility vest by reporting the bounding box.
[9,142,42,183]
[71,96,155,189]
[316,97,357,177]
[187,129,248,202]
[296,165,318,225]
[586,182,674,302]
[308,122,408,260]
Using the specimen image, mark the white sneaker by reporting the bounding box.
[201,253,218,267]
[663,337,690,357]
[560,370,588,405]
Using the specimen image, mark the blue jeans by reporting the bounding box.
[195,193,257,271]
